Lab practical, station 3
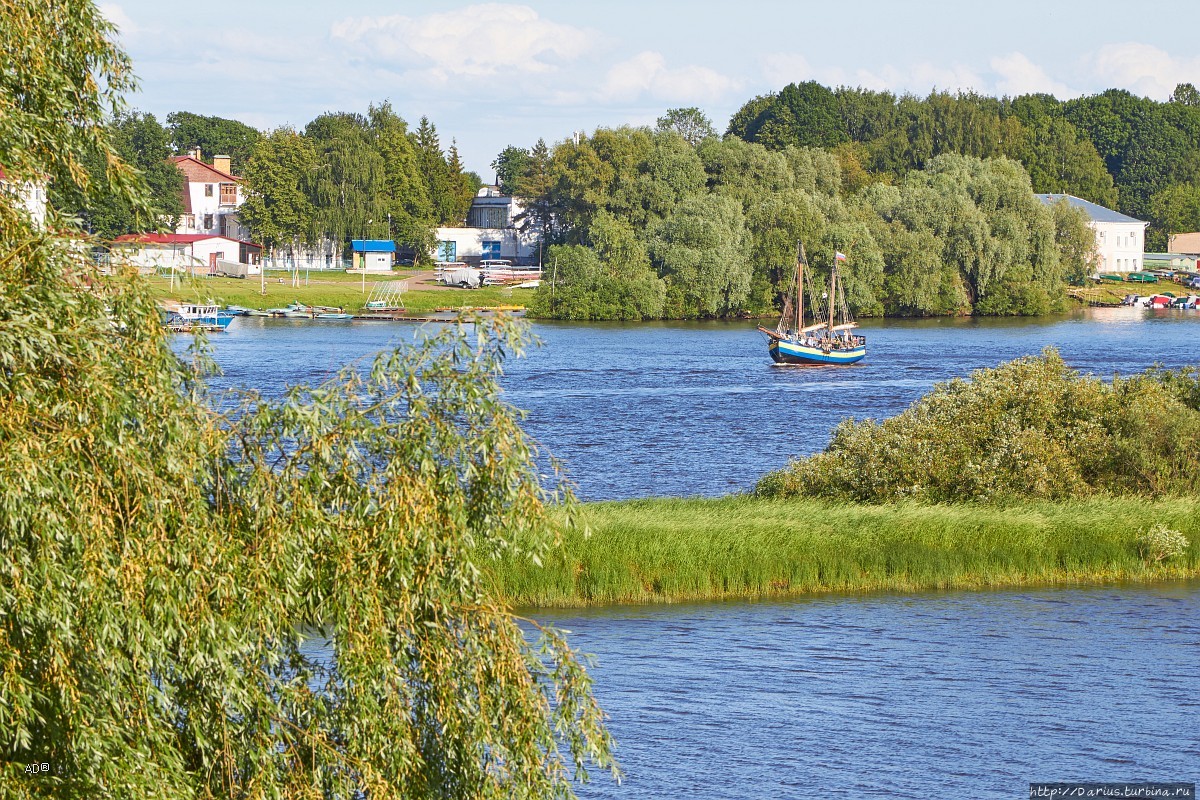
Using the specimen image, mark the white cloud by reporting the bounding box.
[1088,42,1200,99]
[760,53,985,95]
[761,53,814,87]
[99,3,139,38]
[599,51,741,103]
[330,4,594,83]
[990,52,1074,98]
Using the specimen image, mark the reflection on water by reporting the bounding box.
[187,307,1200,500]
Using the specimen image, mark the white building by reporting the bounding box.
[171,149,248,241]
[111,233,263,276]
[434,187,538,265]
[0,166,47,227]
[1036,194,1148,273]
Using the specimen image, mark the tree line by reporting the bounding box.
[728,81,1200,249]
[497,111,1094,320]
[55,106,482,259]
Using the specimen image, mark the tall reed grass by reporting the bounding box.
[492,496,1200,607]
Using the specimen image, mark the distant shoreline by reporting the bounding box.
[147,271,1188,321]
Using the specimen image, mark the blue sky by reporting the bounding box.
[102,0,1200,179]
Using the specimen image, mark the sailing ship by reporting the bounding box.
[757,244,866,365]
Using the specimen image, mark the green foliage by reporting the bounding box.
[492,145,531,195]
[1049,199,1099,284]
[239,127,318,251]
[1015,115,1118,207]
[494,496,1200,607]
[655,107,716,147]
[369,102,437,253]
[0,0,144,222]
[305,111,389,244]
[50,110,184,239]
[529,239,665,320]
[730,81,848,150]
[1150,182,1200,237]
[758,350,1200,503]
[414,116,475,227]
[1,3,616,794]
[724,81,1200,247]
[166,110,262,167]
[651,194,750,317]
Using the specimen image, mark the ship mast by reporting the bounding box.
[828,260,837,337]
[796,242,804,335]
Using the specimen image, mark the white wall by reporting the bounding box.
[1,179,47,227]
[113,237,257,273]
[1092,220,1148,273]
[176,177,244,236]
[433,226,536,263]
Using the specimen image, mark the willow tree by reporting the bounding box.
[0,2,615,796]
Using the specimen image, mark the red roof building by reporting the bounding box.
[171,149,247,240]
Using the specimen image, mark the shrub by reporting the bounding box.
[1136,524,1190,563]
[758,349,1200,503]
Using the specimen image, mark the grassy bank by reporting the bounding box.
[493,496,1200,607]
[146,272,536,314]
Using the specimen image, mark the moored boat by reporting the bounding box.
[756,243,865,366]
[161,301,235,332]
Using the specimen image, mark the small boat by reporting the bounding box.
[757,243,865,366]
[314,312,353,320]
[161,301,235,332]
[513,279,541,289]
[224,305,252,316]
[244,309,271,317]
[280,302,313,319]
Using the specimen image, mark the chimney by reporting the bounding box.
[213,155,231,175]
[190,147,202,160]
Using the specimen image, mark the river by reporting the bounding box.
[193,307,1199,500]
[187,309,1200,798]
[542,581,1200,799]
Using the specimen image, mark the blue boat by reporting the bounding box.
[163,302,236,332]
[757,244,866,366]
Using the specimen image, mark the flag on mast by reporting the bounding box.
[835,251,847,262]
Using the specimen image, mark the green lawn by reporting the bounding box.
[491,495,1200,607]
[145,271,535,314]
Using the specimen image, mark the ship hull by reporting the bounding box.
[769,338,866,365]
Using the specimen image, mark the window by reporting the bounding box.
[204,184,214,197]
[182,213,195,230]
[203,214,214,229]
[437,241,456,262]
[219,183,237,205]
[482,240,501,259]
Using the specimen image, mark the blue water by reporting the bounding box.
[185,310,1200,799]
[190,307,1200,500]
[544,582,1200,799]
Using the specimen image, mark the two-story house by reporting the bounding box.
[434,186,538,265]
[171,149,248,241]
[1036,194,1148,273]
[0,166,47,227]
